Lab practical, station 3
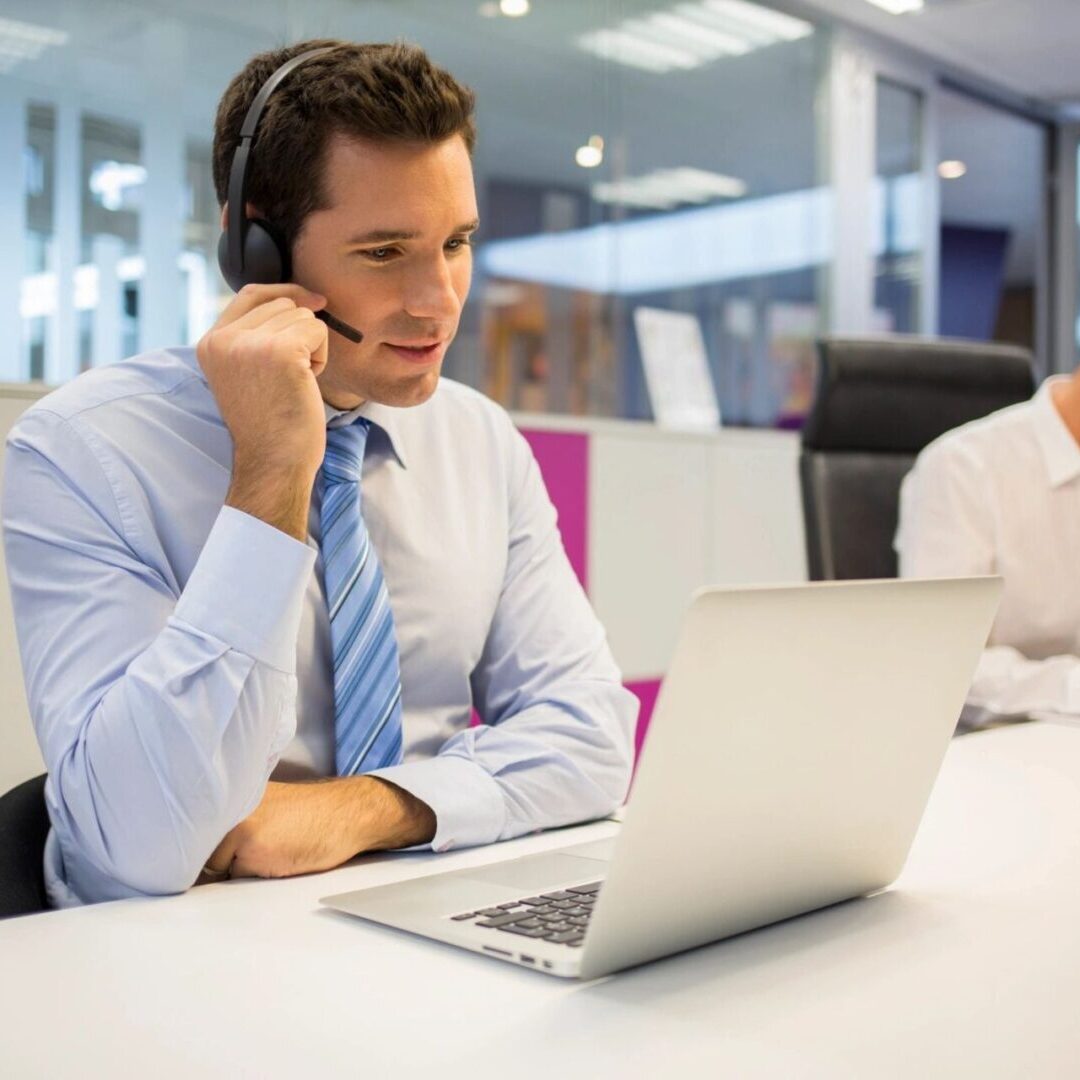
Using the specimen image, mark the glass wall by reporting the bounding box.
[23,102,55,381]
[183,138,225,346]
[0,0,836,428]
[874,77,923,335]
[79,113,142,370]
[471,0,828,426]
[937,86,1048,356]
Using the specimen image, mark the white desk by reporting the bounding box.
[2,722,1079,1079]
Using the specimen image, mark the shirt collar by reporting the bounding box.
[323,399,409,469]
[1033,375,1080,489]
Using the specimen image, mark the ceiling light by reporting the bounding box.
[0,16,68,73]
[662,9,754,52]
[937,160,967,180]
[576,0,812,74]
[675,3,772,46]
[478,0,530,15]
[862,0,925,14]
[575,136,605,169]
[577,28,702,72]
[593,167,747,209]
[701,0,813,41]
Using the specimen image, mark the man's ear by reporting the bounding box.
[219,203,263,230]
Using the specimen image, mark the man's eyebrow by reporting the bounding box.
[343,220,480,245]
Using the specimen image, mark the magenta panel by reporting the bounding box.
[518,429,589,592]
[625,678,662,761]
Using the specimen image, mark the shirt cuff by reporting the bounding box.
[369,755,508,853]
[172,505,315,673]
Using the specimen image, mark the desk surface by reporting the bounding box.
[3,722,1079,1079]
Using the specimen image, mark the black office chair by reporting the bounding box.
[800,335,1035,580]
[0,773,50,918]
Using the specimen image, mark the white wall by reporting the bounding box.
[514,412,808,681]
[591,424,808,679]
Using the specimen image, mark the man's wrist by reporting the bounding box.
[226,459,314,542]
[347,775,437,853]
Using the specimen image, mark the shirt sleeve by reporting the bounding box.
[895,437,996,579]
[964,647,1080,718]
[370,423,638,852]
[1,409,315,903]
[896,436,1080,719]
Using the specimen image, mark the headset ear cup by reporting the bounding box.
[244,218,291,286]
[216,228,244,293]
[216,218,291,292]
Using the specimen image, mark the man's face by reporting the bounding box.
[290,132,478,410]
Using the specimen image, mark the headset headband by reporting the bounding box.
[225,46,336,276]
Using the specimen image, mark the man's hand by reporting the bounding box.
[199,776,437,883]
[195,283,330,541]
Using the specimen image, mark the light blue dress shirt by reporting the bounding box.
[1,347,637,907]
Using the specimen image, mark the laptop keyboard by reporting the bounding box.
[449,881,603,947]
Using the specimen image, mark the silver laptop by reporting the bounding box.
[321,577,1001,979]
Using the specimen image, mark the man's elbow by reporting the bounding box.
[104,849,201,899]
[50,810,204,902]
[48,761,221,901]
[591,684,639,808]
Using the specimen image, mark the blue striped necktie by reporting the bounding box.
[319,419,404,776]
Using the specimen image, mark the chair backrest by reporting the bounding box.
[0,773,49,918]
[800,335,1035,581]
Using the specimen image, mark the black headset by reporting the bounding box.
[216,46,363,344]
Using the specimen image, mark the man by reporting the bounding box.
[896,364,1080,722]
[2,40,636,907]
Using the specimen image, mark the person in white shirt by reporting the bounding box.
[896,369,1080,721]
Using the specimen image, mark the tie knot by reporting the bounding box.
[323,419,371,484]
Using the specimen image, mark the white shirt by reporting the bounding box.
[2,346,637,907]
[896,375,1080,720]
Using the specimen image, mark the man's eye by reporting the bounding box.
[446,237,474,252]
[365,247,392,261]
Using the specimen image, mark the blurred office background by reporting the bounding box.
[2,0,1077,426]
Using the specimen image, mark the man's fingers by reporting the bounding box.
[226,856,260,880]
[254,305,321,338]
[228,295,301,332]
[310,313,329,378]
[199,831,238,882]
[219,284,326,329]
[248,309,329,369]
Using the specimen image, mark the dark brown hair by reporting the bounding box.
[212,39,476,248]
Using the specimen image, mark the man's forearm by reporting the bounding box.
[202,774,438,882]
[346,775,437,852]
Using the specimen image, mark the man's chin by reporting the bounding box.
[362,364,442,408]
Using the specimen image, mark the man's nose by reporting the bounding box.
[403,254,462,323]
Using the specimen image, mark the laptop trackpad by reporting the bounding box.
[463,850,610,891]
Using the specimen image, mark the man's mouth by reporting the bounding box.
[384,340,444,364]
